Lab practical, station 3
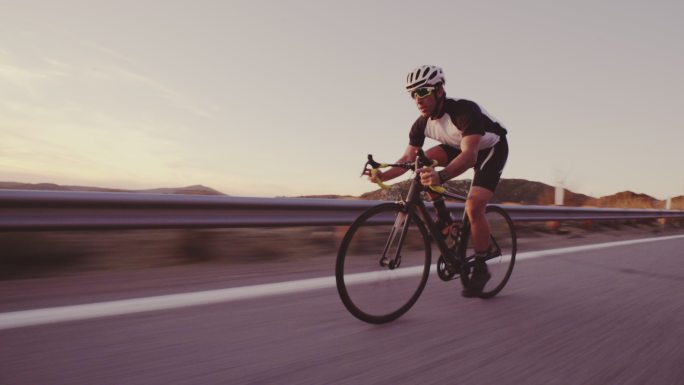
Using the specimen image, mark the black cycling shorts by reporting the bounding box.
[439,136,508,192]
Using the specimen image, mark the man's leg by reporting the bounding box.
[463,138,507,297]
[462,186,494,298]
[424,145,450,167]
[466,186,494,253]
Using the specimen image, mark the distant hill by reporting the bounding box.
[495,179,593,206]
[672,196,684,210]
[141,185,225,195]
[0,182,225,196]
[589,191,661,209]
[359,180,415,201]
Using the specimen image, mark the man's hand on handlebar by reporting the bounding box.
[418,167,440,186]
[368,169,384,184]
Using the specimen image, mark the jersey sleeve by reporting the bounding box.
[450,100,485,137]
[408,116,428,147]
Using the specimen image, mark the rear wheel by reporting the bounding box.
[460,205,516,298]
[336,203,431,324]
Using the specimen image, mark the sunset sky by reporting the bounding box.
[1,0,683,199]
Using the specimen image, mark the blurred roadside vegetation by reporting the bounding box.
[1,219,682,280]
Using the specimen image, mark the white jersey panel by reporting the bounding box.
[424,114,500,150]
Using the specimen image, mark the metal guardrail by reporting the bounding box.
[0,190,682,231]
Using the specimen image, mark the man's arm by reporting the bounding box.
[370,145,420,183]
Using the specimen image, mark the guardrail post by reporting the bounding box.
[659,197,673,227]
[546,184,565,233]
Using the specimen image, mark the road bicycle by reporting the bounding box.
[335,150,516,324]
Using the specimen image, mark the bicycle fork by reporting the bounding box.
[379,210,410,269]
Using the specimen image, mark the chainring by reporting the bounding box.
[437,255,458,281]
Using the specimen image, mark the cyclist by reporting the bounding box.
[369,65,509,297]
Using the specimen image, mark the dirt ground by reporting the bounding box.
[1,220,682,280]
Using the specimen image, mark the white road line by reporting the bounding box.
[1,234,683,330]
[516,234,684,260]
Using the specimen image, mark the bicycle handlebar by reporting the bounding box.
[362,150,446,193]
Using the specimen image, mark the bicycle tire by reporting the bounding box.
[336,203,431,324]
[460,205,517,299]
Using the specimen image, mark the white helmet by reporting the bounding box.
[405,65,445,92]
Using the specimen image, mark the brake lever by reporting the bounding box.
[360,154,382,176]
[361,154,390,190]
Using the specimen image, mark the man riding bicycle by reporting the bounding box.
[369,65,509,297]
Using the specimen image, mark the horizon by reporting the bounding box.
[1,178,681,201]
[1,1,683,200]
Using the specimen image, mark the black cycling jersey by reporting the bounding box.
[409,98,507,150]
[409,98,509,192]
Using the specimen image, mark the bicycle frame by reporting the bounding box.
[400,168,472,265]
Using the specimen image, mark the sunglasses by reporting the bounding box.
[410,86,436,99]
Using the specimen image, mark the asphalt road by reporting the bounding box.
[1,233,684,385]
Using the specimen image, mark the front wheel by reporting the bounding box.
[336,203,431,324]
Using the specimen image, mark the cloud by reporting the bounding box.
[0,61,66,97]
[106,65,214,119]
[0,21,213,121]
